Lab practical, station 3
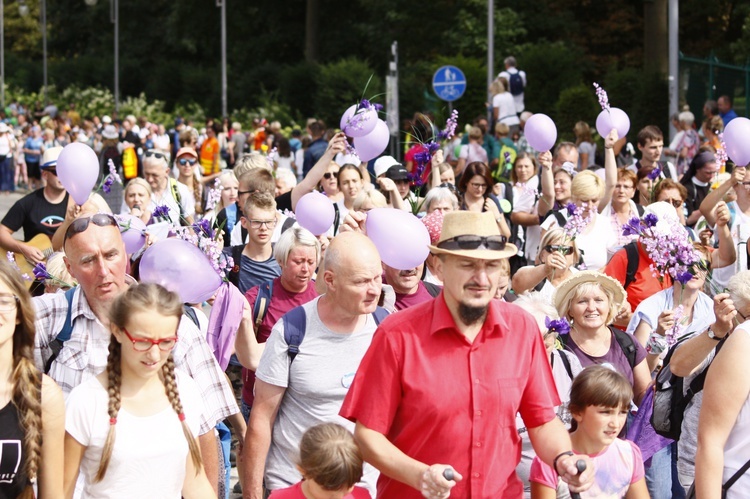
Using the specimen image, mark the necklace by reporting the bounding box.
[570,325,611,358]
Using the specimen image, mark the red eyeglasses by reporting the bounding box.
[122,328,178,352]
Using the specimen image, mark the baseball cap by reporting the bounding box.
[384,165,409,181]
[374,155,401,178]
[175,147,198,159]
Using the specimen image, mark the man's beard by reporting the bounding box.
[458,303,487,326]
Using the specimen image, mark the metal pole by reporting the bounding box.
[1,0,4,110]
[487,0,494,125]
[386,41,399,160]
[41,0,46,104]
[112,0,119,113]
[667,0,678,141]
[220,0,227,118]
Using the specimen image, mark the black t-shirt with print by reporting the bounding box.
[1,189,69,240]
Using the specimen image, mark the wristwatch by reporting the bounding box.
[707,327,724,341]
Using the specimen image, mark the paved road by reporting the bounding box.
[0,188,244,498]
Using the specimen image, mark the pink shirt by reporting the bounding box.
[530,438,644,498]
[269,482,371,499]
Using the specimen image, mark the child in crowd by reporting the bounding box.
[63,283,213,499]
[530,366,648,498]
[269,423,370,499]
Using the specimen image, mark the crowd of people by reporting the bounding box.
[0,60,750,499]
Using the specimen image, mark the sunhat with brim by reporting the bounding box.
[553,271,627,315]
[41,146,63,169]
[102,125,119,140]
[428,211,518,260]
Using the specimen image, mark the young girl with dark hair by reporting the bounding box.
[63,283,214,499]
[0,260,64,499]
[530,366,648,498]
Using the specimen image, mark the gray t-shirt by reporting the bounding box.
[255,297,379,495]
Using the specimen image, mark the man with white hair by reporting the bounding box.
[141,149,194,225]
[498,56,527,114]
[274,168,296,197]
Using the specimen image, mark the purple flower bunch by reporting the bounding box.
[410,142,441,188]
[621,213,700,284]
[545,316,571,335]
[152,204,171,222]
[562,203,593,240]
[343,99,383,135]
[358,99,383,113]
[593,83,610,112]
[100,159,123,194]
[647,166,662,181]
[437,109,459,141]
[716,132,729,171]
[666,304,686,346]
[6,252,31,281]
[205,179,223,212]
[192,219,215,239]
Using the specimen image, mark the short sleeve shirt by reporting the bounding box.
[603,241,672,312]
[562,328,647,386]
[1,189,69,240]
[340,295,560,498]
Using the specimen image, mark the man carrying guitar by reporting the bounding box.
[0,146,64,284]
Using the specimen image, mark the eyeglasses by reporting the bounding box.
[544,244,574,255]
[145,150,169,163]
[0,293,18,312]
[178,158,196,166]
[247,219,277,229]
[469,182,487,189]
[64,213,118,245]
[660,198,683,208]
[323,172,335,180]
[693,259,711,273]
[438,235,507,251]
[122,327,178,352]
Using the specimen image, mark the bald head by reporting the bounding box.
[324,232,380,274]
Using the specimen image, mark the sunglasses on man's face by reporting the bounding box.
[438,235,507,251]
[544,244,574,255]
[63,213,118,245]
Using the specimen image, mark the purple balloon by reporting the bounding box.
[340,104,379,138]
[595,108,630,139]
[524,114,557,152]
[353,120,390,162]
[723,117,750,166]
[115,214,147,254]
[295,191,335,236]
[365,208,430,270]
[139,238,222,303]
[56,142,100,205]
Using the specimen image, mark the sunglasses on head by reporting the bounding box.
[145,150,169,163]
[64,213,118,245]
[544,244,574,255]
[438,234,507,251]
[178,158,197,166]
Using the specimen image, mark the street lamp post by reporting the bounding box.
[41,0,46,104]
[1,0,5,110]
[217,0,227,118]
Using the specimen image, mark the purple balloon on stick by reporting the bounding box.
[524,114,557,152]
[340,104,379,138]
[595,108,630,139]
[115,214,147,254]
[365,208,430,270]
[723,117,750,166]
[139,238,222,304]
[353,120,390,162]
[56,142,100,205]
[295,191,335,236]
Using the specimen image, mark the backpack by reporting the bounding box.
[122,147,138,180]
[623,241,640,290]
[251,280,274,332]
[509,72,524,96]
[423,281,442,298]
[559,325,638,370]
[651,334,727,441]
[283,305,389,364]
[44,287,200,374]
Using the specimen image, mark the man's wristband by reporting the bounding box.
[552,451,574,475]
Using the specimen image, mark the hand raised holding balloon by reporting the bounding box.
[326,132,348,156]
[604,129,619,149]
[732,166,747,185]
[538,150,553,170]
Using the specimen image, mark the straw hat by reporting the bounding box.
[428,211,517,260]
[41,146,63,169]
[553,271,627,315]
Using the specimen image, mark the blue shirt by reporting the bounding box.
[237,253,281,294]
[721,109,739,127]
[24,137,43,163]
[303,138,328,176]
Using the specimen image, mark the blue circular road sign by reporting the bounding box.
[432,65,467,102]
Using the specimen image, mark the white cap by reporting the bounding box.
[373,155,401,178]
[102,115,112,124]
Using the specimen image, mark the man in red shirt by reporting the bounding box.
[340,211,594,498]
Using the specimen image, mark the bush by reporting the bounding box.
[314,58,383,128]
[554,84,599,142]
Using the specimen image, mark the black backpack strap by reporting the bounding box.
[553,210,567,228]
[422,281,442,298]
[252,280,274,331]
[372,306,389,325]
[227,245,244,288]
[611,326,638,369]
[44,287,78,374]
[182,305,200,328]
[624,242,639,290]
[283,306,307,364]
[686,334,728,398]
[556,351,574,381]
